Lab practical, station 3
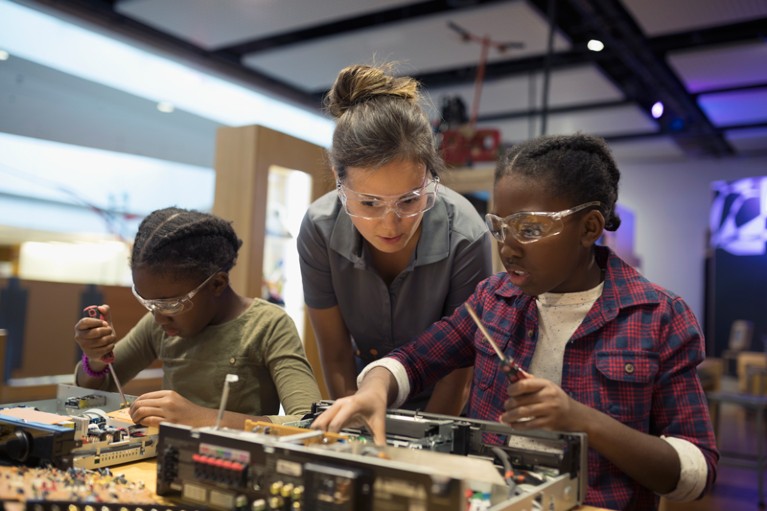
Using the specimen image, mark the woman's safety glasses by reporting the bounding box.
[338,177,440,220]
[485,201,602,244]
[131,270,221,316]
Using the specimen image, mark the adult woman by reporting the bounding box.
[297,64,493,413]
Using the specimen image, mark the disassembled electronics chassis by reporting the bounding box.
[0,384,158,469]
[156,402,587,511]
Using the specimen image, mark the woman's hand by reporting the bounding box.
[310,383,389,445]
[74,304,117,362]
[129,390,215,428]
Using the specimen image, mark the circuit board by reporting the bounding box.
[0,384,158,469]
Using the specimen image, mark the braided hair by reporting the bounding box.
[130,207,242,278]
[325,63,442,181]
[495,133,622,232]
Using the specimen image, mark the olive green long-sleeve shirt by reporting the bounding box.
[75,299,321,424]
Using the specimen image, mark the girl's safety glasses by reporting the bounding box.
[485,201,602,244]
[131,270,221,316]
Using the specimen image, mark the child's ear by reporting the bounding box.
[212,271,229,295]
[581,210,605,246]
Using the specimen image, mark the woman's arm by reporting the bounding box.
[297,207,358,399]
[424,229,491,415]
[444,232,494,314]
[425,367,472,415]
[307,305,358,399]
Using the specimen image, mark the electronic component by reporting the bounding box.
[0,384,158,469]
[0,465,158,506]
[156,402,587,511]
[24,503,201,511]
[64,394,107,409]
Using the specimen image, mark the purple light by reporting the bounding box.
[651,101,664,119]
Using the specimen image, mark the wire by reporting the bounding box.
[490,445,517,496]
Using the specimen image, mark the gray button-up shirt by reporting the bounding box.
[298,186,493,406]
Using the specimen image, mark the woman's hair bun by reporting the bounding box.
[324,63,419,118]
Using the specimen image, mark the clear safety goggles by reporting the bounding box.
[338,177,439,220]
[485,201,602,244]
[131,270,220,316]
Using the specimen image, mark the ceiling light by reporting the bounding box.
[157,101,174,113]
[651,101,664,119]
[0,50,9,60]
[587,39,604,52]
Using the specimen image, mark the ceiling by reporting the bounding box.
[5,0,767,165]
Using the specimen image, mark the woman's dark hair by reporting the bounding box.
[495,133,622,231]
[130,207,242,278]
[325,63,442,182]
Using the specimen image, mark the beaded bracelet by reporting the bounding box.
[81,353,110,378]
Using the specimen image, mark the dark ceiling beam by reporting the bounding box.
[649,18,767,54]
[718,120,767,132]
[218,0,512,57]
[604,118,767,144]
[476,98,631,122]
[416,50,594,87]
[309,49,597,100]
[693,82,767,97]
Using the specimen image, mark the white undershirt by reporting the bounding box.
[530,285,604,384]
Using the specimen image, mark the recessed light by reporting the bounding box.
[651,101,664,119]
[587,39,604,52]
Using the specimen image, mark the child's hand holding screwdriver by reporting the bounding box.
[75,305,118,365]
[77,305,129,407]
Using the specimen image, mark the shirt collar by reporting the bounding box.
[328,206,364,267]
[597,245,660,312]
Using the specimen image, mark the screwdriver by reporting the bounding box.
[465,303,530,383]
[83,305,129,407]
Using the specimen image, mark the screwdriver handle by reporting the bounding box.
[502,358,528,383]
[83,305,115,364]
